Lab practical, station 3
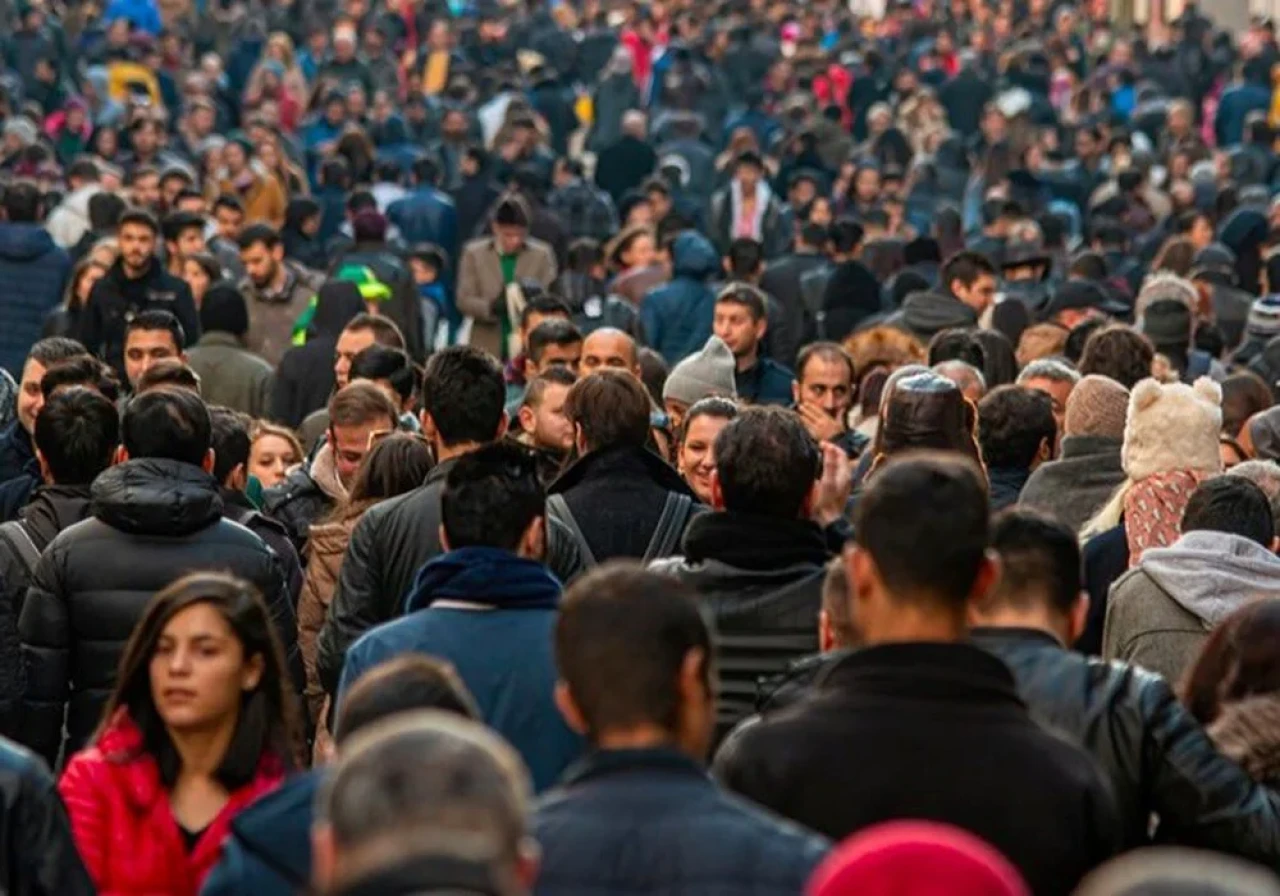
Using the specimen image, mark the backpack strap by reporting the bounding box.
[642,493,694,564]
[547,494,598,569]
[0,521,39,578]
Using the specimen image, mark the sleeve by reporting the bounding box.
[56,753,113,893]
[297,553,331,725]
[256,552,302,697]
[316,511,383,697]
[173,282,201,346]
[442,202,459,269]
[17,552,70,766]
[19,763,96,896]
[639,295,662,356]
[454,247,493,321]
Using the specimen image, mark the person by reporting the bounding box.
[201,654,481,896]
[1135,273,1225,384]
[653,407,847,739]
[263,382,399,556]
[886,251,998,344]
[186,283,274,417]
[977,386,1057,512]
[548,370,699,566]
[513,368,577,483]
[248,422,302,490]
[1020,375,1130,534]
[349,346,420,426]
[18,389,297,765]
[506,317,583,416]
[718,454,1121,896]
[385,156,458,258]
[595,110,657,204]
[44,257,109,339]
[122,309,186,392]
[707,150,790,259]
[58,573,301,896]
[868,369,983,476]
[661,335,738,432]
[238,223,326,366]
[1079,325,1157,390]
[269,280,367,427]
[674,397,739,506]
[310,711,537,896]
[0,180,71,378]
[337,441,582,792]
[535,563,830,894]
[1104,476,1280,683]
[1016,359,1080,439]
[78,208,200,379]
[641,230,721,366]
[1075,848,1280,896]
[760,221,827,366]
[793,341,864,458]
[548,157,618,242]
[713,283,795,406]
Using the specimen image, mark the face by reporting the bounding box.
[953,272,998,314]
[175,227,206,261]
[808,197,833,227]
[678,414,731,505]
[1022,376,1073,435]
[241,240,282,288]
[736,162,763,193]
[796,355,853,418]
[150,602,262,733]
[494,223,526,255]
[530,342,582,377]
[581,332,637,375]
[119,221,157,272]
[125,328,181,387]
[855,168,881,202]
[524,383,574,452]
[249,433,298,488]
[1189,215,1214,251]
[183,259,212,304]
[133,173,161,209]
[330,417,393,486]
[132,124,159,155]
[334,328,377,388]
[17,358,46,434]
[713,301,764,359]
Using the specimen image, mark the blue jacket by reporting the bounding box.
[103,0,161,33]
[0,424,33,489]
[735,357,795,407]
[640,232,720,366]
[1216,81,1272,148]
[0,225,70,377]
[338,547,582,791]
[200,771,316,896]
[387,187,459,263]
[534,747,829,896]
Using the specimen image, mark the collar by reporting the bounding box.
[819,641,1025,707]
[1058,434,1122,459]
[198,331,244,348]
[559,746,707,788]
[969,626,1063,650]
[333,854,508,896]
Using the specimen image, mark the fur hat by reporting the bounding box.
[1122,377,1223,481]
[1064,375,1129,440]
[662,336,737,406]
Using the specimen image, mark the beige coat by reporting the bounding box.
[456,236,557,358]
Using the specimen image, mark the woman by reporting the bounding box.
[182,254,222,310]
[256,133,308,197]
[676,398,738,505]
[298,433,433,730]
[59,572,301,896]
[608,225,662,306]
[248,423,303,490]
[44,257,107,337]
[89,125,121,166]
[281,197,326,271]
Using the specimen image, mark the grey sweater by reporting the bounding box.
[1020,435,1126,533]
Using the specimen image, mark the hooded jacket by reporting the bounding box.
[640,232,720,365]
[0,223,71,377]
[18,458,295,765]
[270,281,365,427]
[1019,435,1127,533]
[886,290,978,342]
[1103,530,1280,682]
[46,184,102,251]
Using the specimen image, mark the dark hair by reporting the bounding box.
[978,386,1057,469]
[344,313,406,351]
[345,432,434,506]
[715,282,768,322]
[135,360,201,394]
[34,388,119,485]
[1078,325,1155,389]
[407,243,448,276]
[117,207,160,235]
[715,407,820,517]
[122,387,211,466]
[1182,599,1280,726]
[1222,372,1273,438]
[942,250,997,289]
[350,345,418,405]
[3,179,41,223]
[1181,477,1274,547]
[564,371,651,452]
[28,336,87,367]
[410,156,441,186]
[161,210,206,244]
[40,355,119,402]
[492,195,530,229]
[972,330,1018,388]
[555,563,710,741]
[680,397,739,446]
[830,218,865,253]
[335,655,479,745]
[987,508,1080,615]
[420,346,506,447]
[854,453,989,608]
[208,407,252,485]
[796,342,855,384]
[88,191,127,232]
[929,328,985,368]
[527,319,582,365]
[212,194,245,216]
[98,572,302,788]
[1064,317,1106,363]
[519,296,572,329]
[441,441,544,551]
[523,366,577,409]
[237,222,281,251]
[726,238,765,279]
[566,238,603,273]
[126,309,185,350]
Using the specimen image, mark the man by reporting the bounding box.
[548,157,618,243]
[239,223,326,366]
[719,454,1120,896]
[46,158,103,251]
[549,371,698,566]
[514,368,576,484]
[122,309,186,393]
[1017,358,1080,438]
[0,180,71,377]
[78,208,199,378]
[507,319,582,418]
[888,250,998,343]
[186,283,274,418]
[760,221,827,366]
[211,194,248,276]
[386,156,458,260]
[1136,273,1225,384]
[641,230,721,365]
[652,408,845,739]
[793,342,865,459]
[338,442,582,791]
[264,382,398,556]
[580,327,642,377]
[1041,280,1131,333]
[707,151,790,259]
[713,284,794,407]
[160,210,208,278]
[594,110,657,205]
[19,388,295,765]
[974,508,1280,856]
[504,296,574,407]
[69,191,126,264]
[1104,476,1280,683]
[0,337,85,497]
[977,386,1057,512]
[536,565,829,892]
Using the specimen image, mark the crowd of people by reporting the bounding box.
[6,0,1280,891]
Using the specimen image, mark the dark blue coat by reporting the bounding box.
[386,186,459,264]
[640,232,720,366]
[200,771,316,896]
[0,224,71,377]
[1215,82,1271,148]
[534,748,828,896]
[734,358,795,407]
[0,424,34,489]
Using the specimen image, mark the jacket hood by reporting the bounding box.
[308,442,347,502]
[90,458,224,536]
[549,444,694,497]
[1209,694,1280,786]
[901,291,977,333]
[404,546,561,613]
[670,231,720,281]
[20,483,93,547]
[311,281,366,338]
[1140,530,1280,626]
[0,223,57,262]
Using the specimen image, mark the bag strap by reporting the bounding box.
[642,493,693,564]
[547,494,598,569]
[0,521,39,578]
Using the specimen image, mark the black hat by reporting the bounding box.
[1040,279,1129,320]
[1000,240,1053,278]
[199,282,249,337]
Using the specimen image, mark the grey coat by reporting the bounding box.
[1019,436,1126,533]
[456,237,558,359]
[186,332,274,418]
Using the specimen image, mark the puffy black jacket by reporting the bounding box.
[18,459,295,766]
[77,259,199,380]
[0,737,94,895]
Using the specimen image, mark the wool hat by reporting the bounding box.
[1122,376,1223,482]
[199,282,250,337]
[1064,374,1129,440]
[1135,272,1198,319]
[1248,295,1280,341]
[662,336,737,407]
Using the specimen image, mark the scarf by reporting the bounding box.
[730,178,770,241]
[405,546,561,613]
[682,511,829,571]
[1123,469,1211,566]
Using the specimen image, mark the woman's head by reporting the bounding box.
[346,431,434,506]
[103,572,301,787]
[677,397,739,505]
[182,253,221,308]
[66,258,107,308]
[248,422,302,488]
[1183,599,1280,726]
[608,225,656,272]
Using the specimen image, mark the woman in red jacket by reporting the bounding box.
[58,572,303,896]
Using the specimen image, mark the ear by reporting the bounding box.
[553,680,588,734]
[818,609,835,652]
[495,410,509,440]
[519,515,545,560]
[709,469,726,511]
[227,462,248,491]
[114,444,130,465]
[678,645,709,712]
[967,549,1003,609]
[574,423,588,456]
[517,404,535,434]
[754,315,768,341]
[1067,592,1090,645]
[272,242,285,262]
[201,448,216,475]
[438,522,451,553]
[420,410,439,444]
[241,651,265,691]
[791,379,802,406]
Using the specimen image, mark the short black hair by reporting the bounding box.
[351,345,418,404]
[493,195,530,229]
[3,179,41,223]
[520,295,572,329]
[28,336,87,367]
[122,387,212,467]
[88,191,127,231]
[928,327,985,368]
[344,313,406,350]
[441,441,545,551]
[420,346,506,447]
[715,282,768,322]
[566,238,603,273]
[527,319,582,365]
[40,355,120,403]
[407,243,448,276]
[726,238,765,279]
[237,222,281,251]
[212,193,245,216]
[555,563,710,741]
[977,386,1057,469]
[942,250,997,289]
[34,388,119,485]
[988,508,1081,615]
[410,156,440,186]
[523,366,577,408]
[161,210,205,244]
[135,360,202,394]
[117,207,160,235]
[335,655,479,746]
[830,218,865,253]
[1182,477,1274,548]
[126,309,185,350]
[715,407,820,518]
[208,406,252,485]
[854,453,989,608]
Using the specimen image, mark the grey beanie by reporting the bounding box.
[663,335,738,406]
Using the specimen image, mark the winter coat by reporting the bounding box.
[734,357,795,407]
[241,262,325,367]
[1019,436,1126,533]
[706,186,791,260]
[759,252,824,366]
[219,490,303,616]
[199,770,316,896]
[215,171,287,229]
[534,748,829,896]
[18,459,296,766]
[270,281,366,427]
[587,75,641,153]
[718,642,1122,896]
[0,224,71,377]
[186,332,274,418]
[297,505,363,724]
[640,232,720,365]
[938,69,994,137]
[78,259,199,380]
[0,422,35,491]
[988,466,1031,513]
[456,237,558,360]
[59,711,283,896]
[885,290,977,342]
[822,259,884,341]
[548,180,619,243]
[1104,530,1280,683]
[1216,81,1271,148]
[386,187,459,263]
[46,185,103,250]
[1210,695,1280,789]
[594,135,657,204]
[261,443,345,558]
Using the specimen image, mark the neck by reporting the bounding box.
[971,605,1070,646]
[269,262,289,292]
[862,600,967,645]
[167,715,238,777]
[435,440,486,463]
[736,346,759,372]
[595,724,687,753]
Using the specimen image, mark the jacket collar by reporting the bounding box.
[818,641,1026,708]
[1058,435,1122,460]
[333,854,509,896]
[969,626,1063,650]
[559,746,707,788]
[197,331,244,349]
[549,444,693,497]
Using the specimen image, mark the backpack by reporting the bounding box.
[547,492,694,568]
[0,520,39,579]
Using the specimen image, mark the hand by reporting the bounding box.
[811,441,853,528]
[799,402,845,444]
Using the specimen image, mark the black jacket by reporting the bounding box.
[77,258,199,379]
[822,259,882,341]
[0,737,94,895]
[0,423,35,491]
[974,627,1280,857]
[222,489,303,609]
[17,459,296,765]
[718,642,1121,896]
[759,251,825,366]
[329,245,425,361]
[270,281,366,427]
[262,464,338,558]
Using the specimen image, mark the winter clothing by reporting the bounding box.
[1123,377,1223,483]
[46,184,103,251]
[386,186,459,262]
[640,232,720,365]
[989,466,1032,512]
[1210,695,1280,789]
[1123,470,1213,564]
[78,259,199,379]
[662,335,737,406]
[1104,529,1280,683]
[734,357,795,406]
[548,178,619,243]
[0,736,94,895]
[759,251,825,365]
[297,505,364,724]
[706,182,790,259]
[199,770,315,896]
[1019,436,1126,532]
[456,237,558,360]
[0,422,36,492]
[270,281,366,427]
[534,747,829,896]
[186,331,274,418]
[1066,375,1131,440]
[0,223,72,377]
[338,547,581,791]
[886,290,978,342]
[823,259,884,341]
[241,262,325,367]
[261,442,345,557]
[594,135,657,205]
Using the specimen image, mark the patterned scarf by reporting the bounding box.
[1124,469,1212,567]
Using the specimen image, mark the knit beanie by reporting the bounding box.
[199,282,250,337]
[1135,272,1198,320]
[1247,295,1280,342]
[1064,374,1129,440]
[662,336,737,406]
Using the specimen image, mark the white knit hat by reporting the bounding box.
[662,336,738,406]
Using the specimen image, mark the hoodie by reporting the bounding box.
[46,184,103,250]
[0,223,70,376]
[887,291,979,342]
[640,231,720,365]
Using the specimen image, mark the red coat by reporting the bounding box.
[58,711,284,896]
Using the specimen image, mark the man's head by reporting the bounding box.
[820,558,860,652]
[793,342,855,423]
[518,367,576,454]
[199,283,251,339]
[518,296,572,356]
[942,251,998,315]
[1181,476,1275,549]
[724,238,765,284]
[17,337,87,434]
[713,284,768,366]
[117,208,160,275]
[554,564,714,759]
[712,407,821,519]
[350,345,418,414]
[120,387,213,470]
[580,328,639,377]
[208,406,253,490]
[525,320,582,379]
[977,386,1057,472]
[335,655,479,750]
[419,346,506,453]
[492,196,531,256]
[3,179,42,223]
[440,441,545,559]
[238,224,285,290]
[33,387,119,487]
[565,371,651,456]
[327,382,399,489]
[334,314,405,388]
[213,194,245,242]
[88,191,127,235]
[133,359,201,395]
[124,310,185,389]
[161,210,206,265]
[1016,356,1080,433]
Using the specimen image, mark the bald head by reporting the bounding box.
[621,111,647,139]
[582,328,639,377]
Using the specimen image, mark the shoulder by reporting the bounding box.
[525,237,556,259]
[461,237,492,257]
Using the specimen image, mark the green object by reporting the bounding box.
[336,264,393,303]
[245,474,265,510]
[498,254,518,360]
